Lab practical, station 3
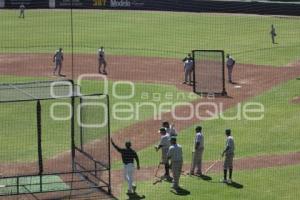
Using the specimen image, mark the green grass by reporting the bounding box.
[0,75,197,162]
[119,165,300,200]
[0,175,69,195]
[135,78,300,168]
[0,10,299,66]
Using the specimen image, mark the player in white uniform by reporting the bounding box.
[53,48,65,77]
[190,126,204,176]
[167,137,183,190]
[182,53,194,85]
[19,4,25,18]
[162,121,177,137]
[221,129,235,184]
[98,47,107,75]
[155,127,171,180]
[226,54,235,84]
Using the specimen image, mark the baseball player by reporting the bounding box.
[190,126,204,176]
[182,54,194,85]
[53,48,65,77]
[162,121,177,137]
[182,53,193,62]
[155,127,171,180]
[221,129,235,184]
[270,24,277,44]
[167,137,183,190]
[111,139,140,194]
[98,47,107,75]
[19,3,25,18]
[226,54,235,84]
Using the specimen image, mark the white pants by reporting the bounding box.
[124,163,135,191]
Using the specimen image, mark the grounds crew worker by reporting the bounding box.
[221,129,235,184]
[167,136,183,190]
[111,139,140,194]
[155,127,171,180]
[190,126,204,176]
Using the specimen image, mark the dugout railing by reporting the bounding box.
[0,80,111,198]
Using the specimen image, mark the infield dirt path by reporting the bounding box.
[0,53,300,198]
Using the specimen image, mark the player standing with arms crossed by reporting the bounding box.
[53,48,65,77]
[190,126,204,176]
[221,129,235,184]
[155,127,171,181]
[167,137,183,190]
[98,47,107,75]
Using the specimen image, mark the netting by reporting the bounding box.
[0,1,300,199]
[0,80,110,197]
[0,101,39,176]
[193,50,226,95]
[0,80,79,102]
[74,95,110,192]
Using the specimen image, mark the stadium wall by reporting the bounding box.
[4,0,48,8]
[1,0,300,16]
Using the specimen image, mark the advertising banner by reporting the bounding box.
[5,0,49,8]
[55,0,107,8]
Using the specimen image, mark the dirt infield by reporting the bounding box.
[1,53,300,199]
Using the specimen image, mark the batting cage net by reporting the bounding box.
[0,80,111,198]
[193,50,226,96]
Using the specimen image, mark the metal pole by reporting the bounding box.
[36,100,43,193]
[36,100,43,175]
[107,95,112,194]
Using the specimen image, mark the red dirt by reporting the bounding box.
[1,53,300,199]
[290,96,300,104]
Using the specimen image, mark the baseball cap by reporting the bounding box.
[195,126,202,132]
[225,129,231,135]
[125,141,131,147]
[158,127,166,133]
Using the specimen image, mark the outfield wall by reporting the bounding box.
[0,0,4,8]
[1,0,300,16]
[4,0,48,8]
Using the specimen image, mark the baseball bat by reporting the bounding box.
[204,159,220,174]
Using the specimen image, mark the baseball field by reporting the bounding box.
[0,9,300,200]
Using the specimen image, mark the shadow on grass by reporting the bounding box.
[209,180,244,189]
[199,174,212,181]
[227,181,244,189]
[296,78,300,80]
[170,187,191,196]
[126,192,146,200]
